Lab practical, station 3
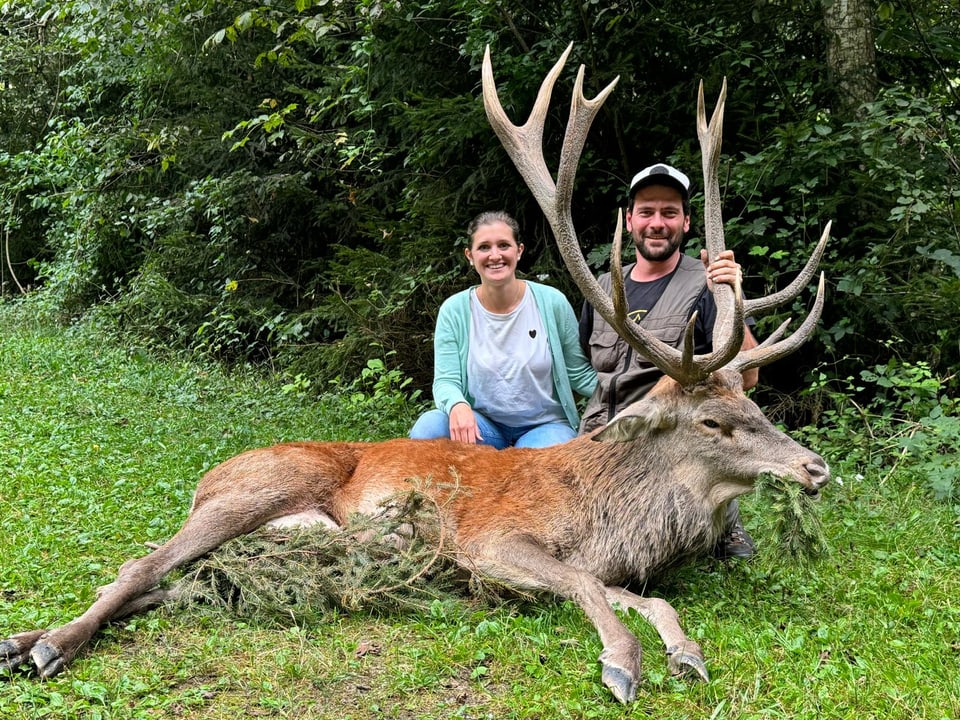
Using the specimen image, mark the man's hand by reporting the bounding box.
[449,402,483,444]
[700,248,759,390]
[700,248,741,290]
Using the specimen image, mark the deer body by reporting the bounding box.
[1,371,828,702]
[2,45,832,704]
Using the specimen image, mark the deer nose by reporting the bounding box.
[804,456,831,494]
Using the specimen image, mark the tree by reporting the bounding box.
[823,0,879,117]
[0,0,957,412]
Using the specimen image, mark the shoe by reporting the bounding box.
[713,518,756,560]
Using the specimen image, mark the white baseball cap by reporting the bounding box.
[628,164,691,201]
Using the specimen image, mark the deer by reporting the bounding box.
[0,44,830,704]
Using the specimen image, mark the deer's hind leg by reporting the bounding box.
[2,480,333,679]
[2,442,362,678]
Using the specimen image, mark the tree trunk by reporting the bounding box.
[823,0,878,118]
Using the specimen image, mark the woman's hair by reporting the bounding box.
[466,211,520,246]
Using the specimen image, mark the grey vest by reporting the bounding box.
[580,255,706,432]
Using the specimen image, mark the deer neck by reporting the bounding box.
[564,446,725,583]
[707,479,754,508]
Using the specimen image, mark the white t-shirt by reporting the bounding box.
[466,289,567,427]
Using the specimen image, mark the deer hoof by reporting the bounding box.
[601,664,638,704]
[0,642,29,673]
[0,630,47,673]
[599,658,638,704]
[30,639,67,679]
[666,643,710,682]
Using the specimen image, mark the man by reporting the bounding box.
[579,163,759,559]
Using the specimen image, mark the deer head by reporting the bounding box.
[481,43,830,386]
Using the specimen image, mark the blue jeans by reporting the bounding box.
[408,409,576,449]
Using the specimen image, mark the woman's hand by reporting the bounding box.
[449,402,483,444]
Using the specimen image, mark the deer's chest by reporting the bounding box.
[562,484,719,585]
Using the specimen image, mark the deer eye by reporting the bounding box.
[702,419,721,429]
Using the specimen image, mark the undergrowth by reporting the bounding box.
[797,353,960,501]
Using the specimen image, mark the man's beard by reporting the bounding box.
[635,232,682,262]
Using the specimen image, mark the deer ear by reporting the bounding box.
[591,399,674,443]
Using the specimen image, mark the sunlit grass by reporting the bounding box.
[1,304,958,719]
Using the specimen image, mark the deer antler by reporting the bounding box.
[695,79,830,374]
[481,44,828,385]
[481,44,698,383]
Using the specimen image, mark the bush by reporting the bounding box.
[796,356,959,500]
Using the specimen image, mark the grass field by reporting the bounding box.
[1,305,958,719]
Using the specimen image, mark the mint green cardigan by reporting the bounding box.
[431,281,598,431]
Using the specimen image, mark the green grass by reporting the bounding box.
[1,303,958,719]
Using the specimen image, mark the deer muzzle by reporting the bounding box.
[802,455,831,496]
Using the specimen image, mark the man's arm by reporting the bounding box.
[739,325,759,390]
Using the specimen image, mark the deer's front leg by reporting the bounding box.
[604,586,709,681]
[466,535,642,704]
[0,630,48,673]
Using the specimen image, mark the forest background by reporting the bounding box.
[0,0,958,445]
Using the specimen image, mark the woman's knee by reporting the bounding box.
[515,422,577,448]
[409,409,450,440]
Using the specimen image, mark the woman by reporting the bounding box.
[409,211,597,448]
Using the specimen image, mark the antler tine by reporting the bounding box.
[556,65,610,205]
[728,272,827,374]
[482,44,695,383]
[695,78,744,376]
[609,210,628,321]
[744,222,831,316]
[697,78,728,264]
[481,44,565,210]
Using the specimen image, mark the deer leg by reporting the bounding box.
[466,536,642,704]
[604,586,709,682]
[0,630,47,671]
[108,586,182,622]
[1,495,280,679]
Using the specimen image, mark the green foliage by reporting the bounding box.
[325,354,427,440]
[1,0,959,409]
[0,0,273,314]
[100,170,323,363]
[754,474,829,561]
[797,355,960,501]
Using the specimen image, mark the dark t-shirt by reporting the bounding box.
[579,272,718,355]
